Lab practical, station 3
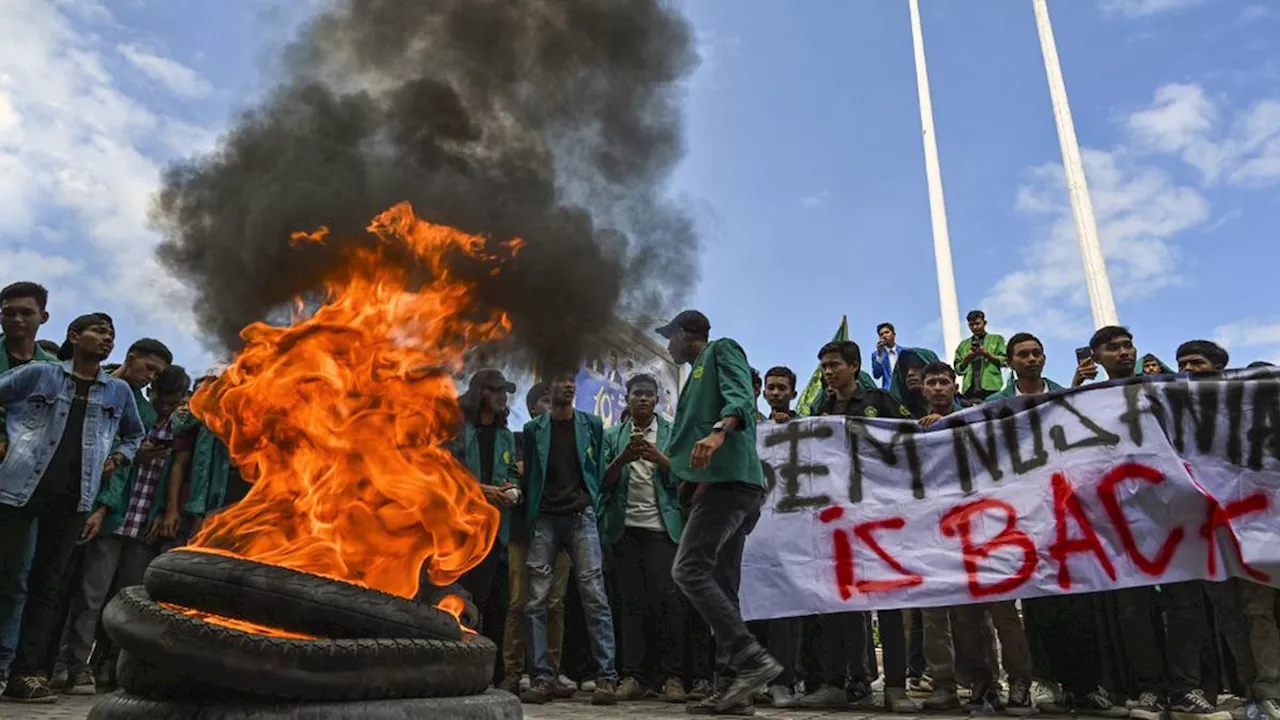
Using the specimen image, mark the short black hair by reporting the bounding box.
[0,282,49,311]
[128,338,173,365]
[966,310,985,322]
[750,367,761,387]
[764,365,797,391]
[625,373,659,393]
[922,361,956,381]
[1089,326,1132,351]
[1006,332,1043,354]
[525,381,550,415]
[1176,340,1229,370]
[151,365,192,396]
[876,322,895,334]
[818,340,862,368]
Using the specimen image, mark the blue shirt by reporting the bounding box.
[0,360,145,511]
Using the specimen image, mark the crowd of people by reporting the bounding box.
[0,278,1276,720]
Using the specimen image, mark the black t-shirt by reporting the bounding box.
[539,417,590,515]
[36,376,94,501]
[475,423,497,485]
[5,350,31,371]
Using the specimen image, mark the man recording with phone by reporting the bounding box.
[952,310,1006,402]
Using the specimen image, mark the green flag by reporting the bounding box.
[796,315,848,417]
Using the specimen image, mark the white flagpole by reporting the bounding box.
[908,0,963,360]
[1032,0,1119,327]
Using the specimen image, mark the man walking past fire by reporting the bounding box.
[659,310,780,716]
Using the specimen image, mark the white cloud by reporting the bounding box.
[800,190,830,208]
[1099,0,1205,17]
[118,42,212,99]
[1212,319,1280,365]
[0,0,206,339]
[1128,83,1280,186]
[982,149,1208,341]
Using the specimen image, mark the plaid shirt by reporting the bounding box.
[118,417,174,539]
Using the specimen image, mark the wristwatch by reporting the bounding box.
[712,420,729,434]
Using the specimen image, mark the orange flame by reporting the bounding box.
[186,202,517,605]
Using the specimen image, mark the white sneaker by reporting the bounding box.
[578,678,596,693]
[872,674,886,692]
[519,674,531,692]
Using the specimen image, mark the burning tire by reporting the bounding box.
[88,689,522,720]
[144,549,462,641]
[105,587,494,702]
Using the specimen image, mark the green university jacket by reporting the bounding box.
[160,411,234,521]
[989,376,1065,400]
[668,339,765,489]
[456,422,518,545]
[953,334,1008,394]
[521,410,605,527]
[598,415,683,546]
[95,388,160,535]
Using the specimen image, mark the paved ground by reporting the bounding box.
[0,693,977,719]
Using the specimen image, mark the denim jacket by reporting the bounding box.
[0,360,145,511]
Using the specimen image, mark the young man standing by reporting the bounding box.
[953,310,1006,401]
[988,333,1064,400]
[872,322,900,390]
[1088,327,1225,720]
[762,366,798,423]
[915,362,1033,716]
[0,283,55,374]
[58,365,190,694]
[801,340,918,713]
[599,374,685,703]
[658,310,778,716]
[453,369,520,637]
[0,314,145,703]
[519,374,617,706]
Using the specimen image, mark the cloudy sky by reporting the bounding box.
[2,0,1278,394]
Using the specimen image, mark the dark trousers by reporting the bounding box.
[614,527,685,680]
[811,611,869,687]
[0,494,88,679]
[459,545,504,634]
[672,483,763,677]
[748,619,799,688]
[685,600,714,683]
[907,609,926,678]
[1117,583,1207,694]
[1025,593,1104,696]
[879,609,908,689]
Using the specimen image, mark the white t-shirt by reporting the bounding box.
[624,420,665,532]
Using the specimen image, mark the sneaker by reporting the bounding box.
[1008,679,1037,716]
[1256,699,1280,720]
[716,648,782,713]
[1034,680,1068,714]
[924,687,963,711]
[661,677,688,704]
[873,673,887,692]
[592,678,618,706]
[519,674,531,692]
[616,676,644,701]
[1170,689,1232,720]
[688,678,715,702]
[971,683,1006,712]
[1130,691,1167,720]
[520,679,553,705]
[497,675,521,694]
[908,674,936,698]
[2,675,57,704]
[579,678,597,693]
[687,677,730,715]
[797,684,849,709]
[1217,697,1245,720]
[62,668,96,696]
[848,679,875,707]
[1074,687,1129,718]
[552,674,578,698]
[48,664,68,692]
[770,684,796,708]
[887,686,923,713]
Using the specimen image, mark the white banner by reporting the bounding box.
[741,370,1280,621]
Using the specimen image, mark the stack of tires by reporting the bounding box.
[88,550,520,720]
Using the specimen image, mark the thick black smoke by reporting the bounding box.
[153,0,699,375]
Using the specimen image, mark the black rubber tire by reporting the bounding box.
[87,689,522,720]
[144,549,461,641]
[105,587,493,702]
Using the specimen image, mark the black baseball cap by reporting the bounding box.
[656,310,710,339]
[469,368,516,394]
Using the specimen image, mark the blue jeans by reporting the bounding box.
[0,524,36,683]
[524,508,617,684]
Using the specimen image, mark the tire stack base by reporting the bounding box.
[89,689,523,720]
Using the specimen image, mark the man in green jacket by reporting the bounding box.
[987,333,1065,401]
[519,374,618,706]
[599,373,685,703]
[451,369,519,637]
[953,310,1006,402]
[658,310,780,715]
